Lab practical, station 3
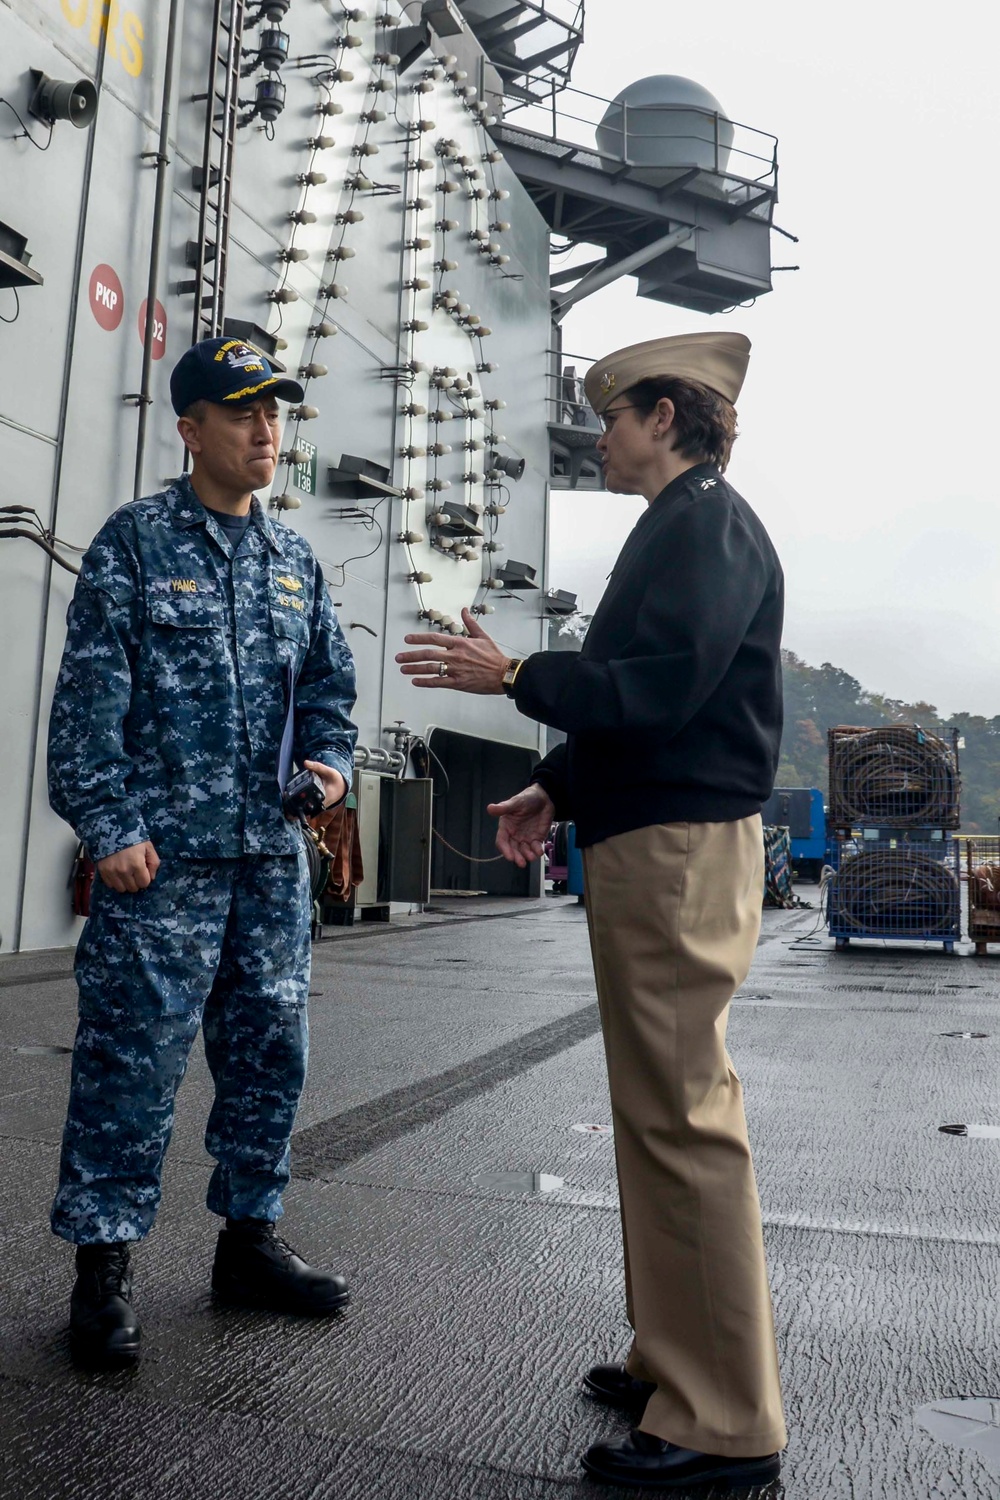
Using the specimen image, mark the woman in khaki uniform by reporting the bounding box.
[396,332,787,1491]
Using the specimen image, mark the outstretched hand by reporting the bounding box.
[488,783,555,868]
[396,608,510,694]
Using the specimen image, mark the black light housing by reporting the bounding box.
[258,27,290,70]
[254,75,286,121]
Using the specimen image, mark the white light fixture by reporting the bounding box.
[399,530,425,544]
[336,209,364,224]
[299,362,328,379]
[321,282,349,299]
[289,404,319,420]
[267,286,298,303]
[307,134,336,149]
[273,492,301,510]
[309,320,339,337]
[278,246,309,262]
[288,209,317,224]
[297,170,327,186]
[327,245,356,260]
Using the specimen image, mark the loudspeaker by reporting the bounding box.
[28,70,98,129]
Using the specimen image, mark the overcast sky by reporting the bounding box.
[547,0,1000,718]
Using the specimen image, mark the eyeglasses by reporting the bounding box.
[598,401,635,433]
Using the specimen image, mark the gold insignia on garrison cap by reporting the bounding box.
[585,332,751,416]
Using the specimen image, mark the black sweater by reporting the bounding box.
[517,462,784,847]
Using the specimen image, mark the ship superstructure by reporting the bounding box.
[0,0,785,950]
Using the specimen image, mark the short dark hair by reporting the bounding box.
[180,399,209,423]
[626,376,739,471]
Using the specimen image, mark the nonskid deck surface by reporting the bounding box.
[2,895,999,1499]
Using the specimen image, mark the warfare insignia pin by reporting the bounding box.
[600,372,616,393]
[275,575,303,592]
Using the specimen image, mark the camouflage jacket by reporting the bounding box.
[48,476,357,861]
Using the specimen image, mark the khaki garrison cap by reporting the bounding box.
[584,332,751,415]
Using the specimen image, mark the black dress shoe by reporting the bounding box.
[212,1220,350,1315]
[582,1430,781,1490]
[583,1362,656,1411]
[70,1244,141,1365]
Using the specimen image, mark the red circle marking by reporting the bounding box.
[88,264,124,332]
[138,298,167,360]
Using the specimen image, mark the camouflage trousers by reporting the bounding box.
[51,850,311,1245]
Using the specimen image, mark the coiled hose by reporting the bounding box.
[828,726,959,828]
[828,846,960,935]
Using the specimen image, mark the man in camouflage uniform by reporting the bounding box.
[47,337,358,1364]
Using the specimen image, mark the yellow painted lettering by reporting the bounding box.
[61,0,89,26]
[89,0,119,60]
[120,12,144,78]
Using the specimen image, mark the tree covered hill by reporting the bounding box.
[779,651,1000,833]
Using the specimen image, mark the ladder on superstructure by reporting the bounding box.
[183,0,248,342]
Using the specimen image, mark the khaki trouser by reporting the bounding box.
[583,816,787,1458]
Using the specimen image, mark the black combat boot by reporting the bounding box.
[212,1219,350,1315]
[70,1244,141,1364]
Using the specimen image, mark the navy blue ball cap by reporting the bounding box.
[170,336,305,416]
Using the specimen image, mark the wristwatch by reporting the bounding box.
[501,658,524,698]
